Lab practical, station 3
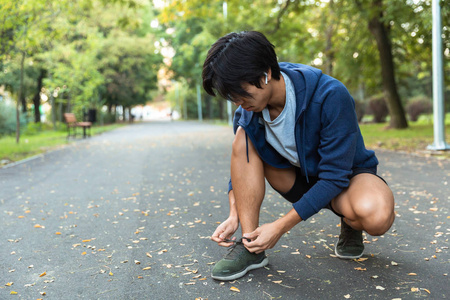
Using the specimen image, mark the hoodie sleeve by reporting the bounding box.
[227,106,245,194]
[292,83,358,220]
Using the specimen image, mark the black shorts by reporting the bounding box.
[271,168,387,218]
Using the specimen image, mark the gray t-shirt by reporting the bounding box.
[262,71,299,167]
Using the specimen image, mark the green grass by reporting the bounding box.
[360,114,450,158]
[0,123,124,163]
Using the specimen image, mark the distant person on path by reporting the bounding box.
[202,31,395,281]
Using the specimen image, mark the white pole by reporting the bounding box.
[428,0,449,150]
[196,84,203,122]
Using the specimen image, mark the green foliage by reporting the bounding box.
[1,0,448,131]
[158,0,449,124]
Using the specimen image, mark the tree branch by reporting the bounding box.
[268,0,291,35]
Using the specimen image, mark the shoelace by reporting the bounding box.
[222,238,251,260]
[222,237,251,244]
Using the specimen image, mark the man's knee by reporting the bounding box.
[352,194,394,236]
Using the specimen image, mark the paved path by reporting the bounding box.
[0,121,448,299]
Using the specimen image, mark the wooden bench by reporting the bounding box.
[63,113,92,139]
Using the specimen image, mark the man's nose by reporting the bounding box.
[233,99,243,106]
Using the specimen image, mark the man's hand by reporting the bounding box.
[243,208,302,253]
[211,216,239,247]
[242,222,283,254]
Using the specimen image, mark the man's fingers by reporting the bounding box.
[243,227,260,239]
[211,236,222,243]
[217,241,234,247]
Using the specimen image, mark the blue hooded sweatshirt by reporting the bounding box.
[229,62,379,221]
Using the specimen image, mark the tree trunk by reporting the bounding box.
[20,94,26,113]
[368,0,408,128]
[324,0,335,76]
[33,69,45,123]
[16,51,26,144]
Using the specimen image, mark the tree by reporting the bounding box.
[159,0,447,127]
[365,0,408,128]
[0,0,68,142]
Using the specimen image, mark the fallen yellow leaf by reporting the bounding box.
[422,288,431,294]
[272,280,282,284]
[411,287,419,292]
[354,267,367,271]
[230,286,240,292]
[5,282,13,286]
[142,267,151,270]
[109,272,113,276]
[81,252,87,255]
[408,273,417,276]
[39,272,46,277]
[82,239,91,243]
[10,291,18,295]
[18,216,25,219]
[34,224,42,228]
[356,258,368,262]
[55,232,61,235]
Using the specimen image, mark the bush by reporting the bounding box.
[406,96,432,122]
[22,122,43,135]
[0,101,27,136]
[367,95,389,123]
[22,121,58,135]
[102,112,117,124]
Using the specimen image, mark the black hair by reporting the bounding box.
[202,31,280,102]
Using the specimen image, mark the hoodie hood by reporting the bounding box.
[279,62,322,119]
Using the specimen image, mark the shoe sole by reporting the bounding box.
[334,244,363,259]
[211,257,269,281]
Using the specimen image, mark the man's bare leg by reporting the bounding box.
[332,173,395,236]
[231,127,266,234]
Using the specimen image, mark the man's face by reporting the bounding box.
[231,82,270,112]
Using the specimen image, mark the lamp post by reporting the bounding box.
[427,0,449,150]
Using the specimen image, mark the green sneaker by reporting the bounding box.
[211,238,268,281]
[335,218,364,259]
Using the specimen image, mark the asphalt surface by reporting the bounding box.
[0,121,449,300]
